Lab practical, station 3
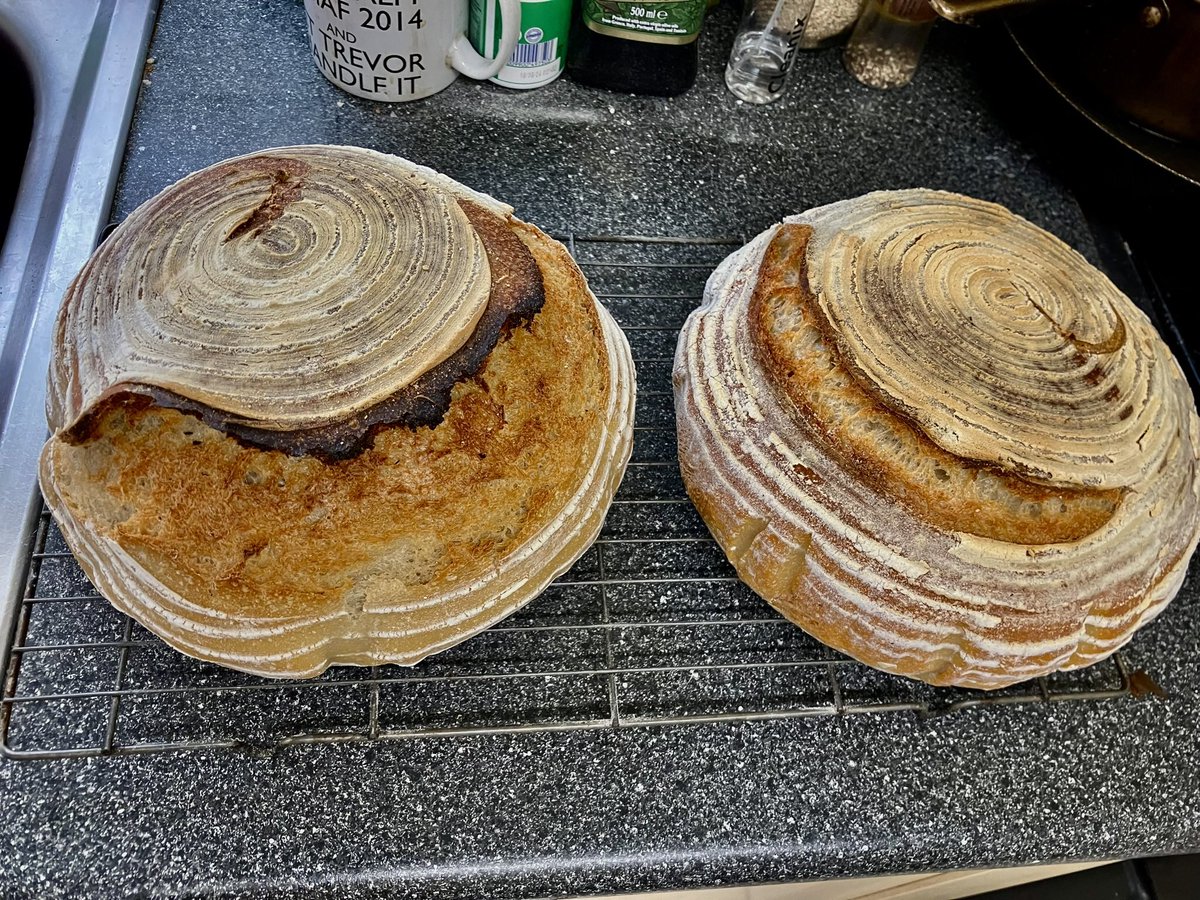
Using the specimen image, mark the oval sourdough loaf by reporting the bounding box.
[40,145,635,678]
[674,189,1200,689]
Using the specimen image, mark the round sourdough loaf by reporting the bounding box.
[40,145,635,678]
[674,189,1200,689]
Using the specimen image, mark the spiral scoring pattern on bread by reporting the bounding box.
[674,190,1200,689]
[49,146,494,434]
[807,194,1167,488]
[40,147,636,678]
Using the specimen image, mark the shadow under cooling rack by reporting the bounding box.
[0,236,1134,760]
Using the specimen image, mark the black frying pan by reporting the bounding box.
[935,0,1200,185]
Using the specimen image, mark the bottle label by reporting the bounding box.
[470,0,573,88]
[582,0,706,45]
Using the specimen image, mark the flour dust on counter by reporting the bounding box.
[6,0,1200,896]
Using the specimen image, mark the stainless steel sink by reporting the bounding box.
[0,0,158,659]
[0,28,34,259]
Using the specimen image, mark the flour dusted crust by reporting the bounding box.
[48,146,503,435]
[674,190,1200,689]
[40,147,635,678]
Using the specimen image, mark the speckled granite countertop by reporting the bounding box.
[3,1,1200,897]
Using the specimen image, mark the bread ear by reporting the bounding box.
[40,150,636,679]
[675,190,1200,690]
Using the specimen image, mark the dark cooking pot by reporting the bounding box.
[932,0,1200,146]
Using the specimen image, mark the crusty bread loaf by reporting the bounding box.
[674,190,1200,689]
[40,147,635,678]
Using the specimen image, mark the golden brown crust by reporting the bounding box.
[68,199,548,460]
[748,224,1122,546]
[41,220,634,676]
[223,157,310,241]
[674,190,1200,690]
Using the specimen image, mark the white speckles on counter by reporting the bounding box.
[3,0,1196,898]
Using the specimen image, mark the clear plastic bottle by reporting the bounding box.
[724,0,817,104]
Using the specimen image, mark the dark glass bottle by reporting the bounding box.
[567,1,706,96]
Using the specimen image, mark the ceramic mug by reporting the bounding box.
[305,0,521,101]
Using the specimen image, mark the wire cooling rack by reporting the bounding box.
[1,236,1134,760]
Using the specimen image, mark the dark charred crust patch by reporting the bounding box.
[67,199,547,463]
[63,393,156,445]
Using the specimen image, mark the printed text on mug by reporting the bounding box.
[308,0,429,97]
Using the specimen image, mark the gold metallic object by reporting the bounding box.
[929,0,1045,23]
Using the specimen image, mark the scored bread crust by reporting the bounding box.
[41,220,635,678]
[47,146,507,437]
[674,190,1200,689]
